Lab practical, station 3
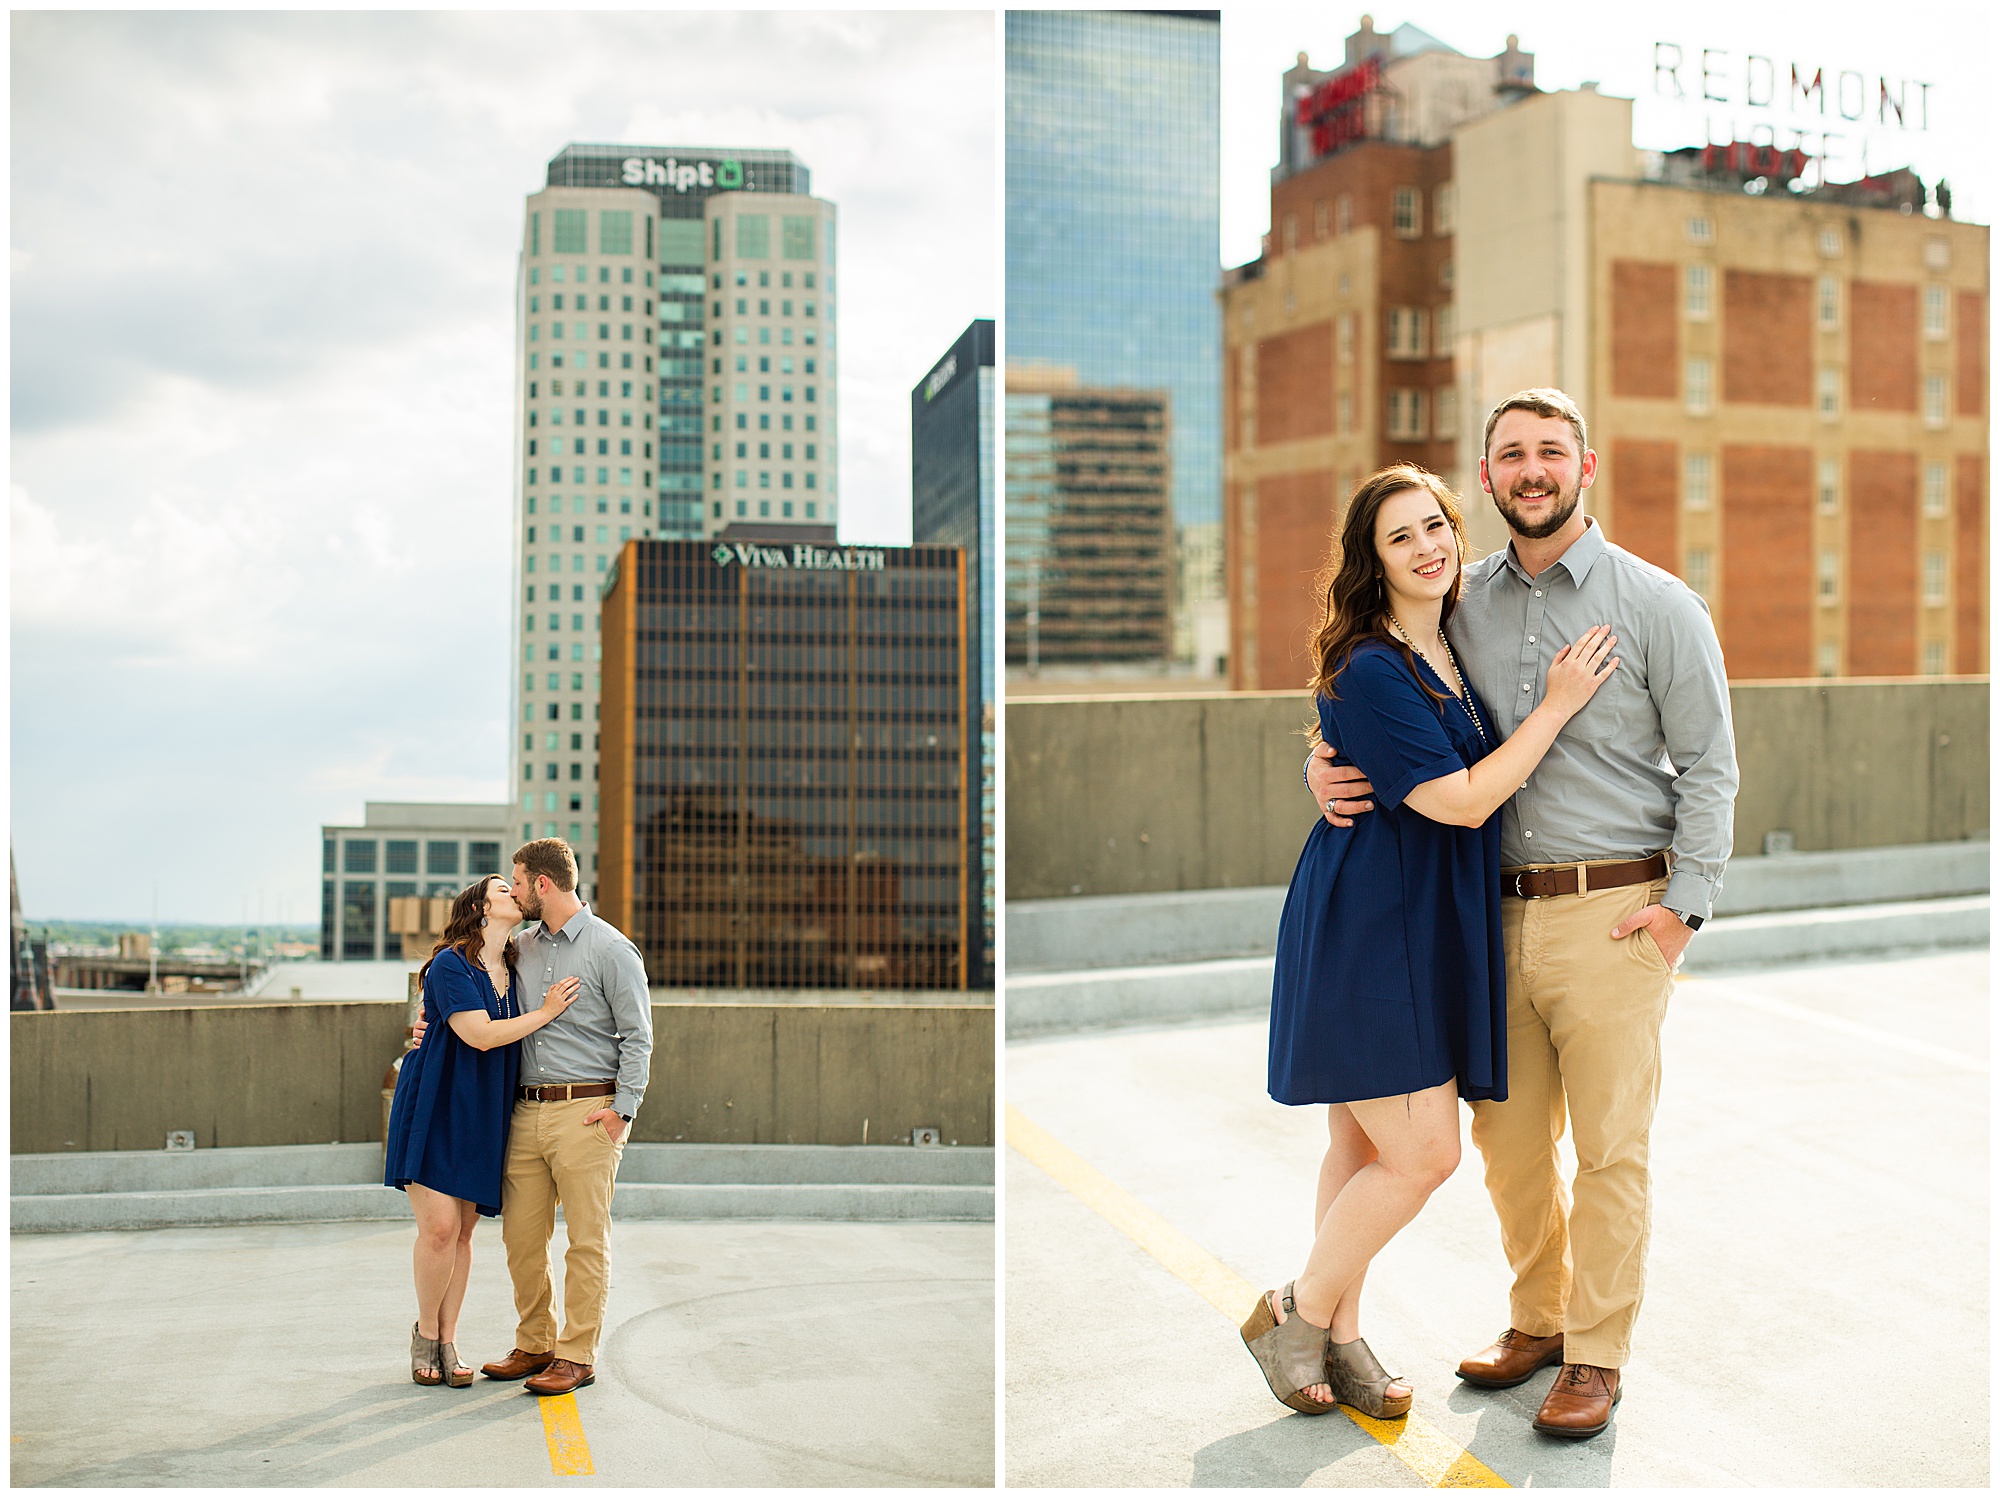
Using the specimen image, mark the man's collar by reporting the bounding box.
[531,902,590,941]
[1501,516,1605,587]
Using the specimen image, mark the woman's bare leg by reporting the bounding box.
[436,1200,480,1345]
[408,1183,465,1339]
[1277,1079,1462,1403]
[1316,1104,1379,1343]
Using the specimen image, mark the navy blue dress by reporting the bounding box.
[383,948,520,1216]
[1268,639,1508,1106]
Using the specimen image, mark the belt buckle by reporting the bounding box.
[1511,872,1547,900]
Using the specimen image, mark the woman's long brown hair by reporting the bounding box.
[1308,464,1472,703]
[416,877,518,992]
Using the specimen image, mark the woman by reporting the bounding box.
[383,874,579,1386]
[1242,465,1618,1419]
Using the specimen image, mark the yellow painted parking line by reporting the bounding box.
[538,1392,595,1476]
[1007,1105,1508,1489]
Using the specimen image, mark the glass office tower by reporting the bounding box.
[911,319,994,985]
[1005,10,1221,664]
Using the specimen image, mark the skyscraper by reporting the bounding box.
[1005,10,1221,668]
[512,143,838,890]
[912,318,995,984]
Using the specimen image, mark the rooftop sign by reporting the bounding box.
[712,542,887,572]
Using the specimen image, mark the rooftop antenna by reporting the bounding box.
[149,882,159,994]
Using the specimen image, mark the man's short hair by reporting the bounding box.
[1482,387,1589,462]
[512,838,578,893]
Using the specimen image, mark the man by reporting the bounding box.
[451,838,653,1396]
[1307,388,1736,1440]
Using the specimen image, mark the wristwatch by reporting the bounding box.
[1665,908,1704,931]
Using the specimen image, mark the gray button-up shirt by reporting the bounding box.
[516,903,653,1121]
[1448,519,1738,919]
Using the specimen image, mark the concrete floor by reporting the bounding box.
[12,1217,993,1486]
[1006,950,1989,1488]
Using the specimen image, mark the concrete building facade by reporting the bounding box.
[319,803,511,962]
[512,145,837,888]
[1221,22,1987,690]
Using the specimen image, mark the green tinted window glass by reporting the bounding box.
[468,842,501,876]
[385,840,418,874]
[712,216,722,261]
[530,212,540,256]
[322,838,335,874]
[644,215,654,259]
[343,840,377,874]
[782,216,816,260]
[553,209,587,254]
[599,210,633,254]
[736,215,770,259]
[659,218,703,266]
[426,841,460,876]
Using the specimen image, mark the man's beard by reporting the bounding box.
[1494,477,1581,540]
[516,887,542,921]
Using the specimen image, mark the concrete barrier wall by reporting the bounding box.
[11,1002,994,1154]
[1005,680,1988,899]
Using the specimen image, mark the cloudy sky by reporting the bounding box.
[11,10,995,924]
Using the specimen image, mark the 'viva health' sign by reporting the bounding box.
[712,542,887,572]
[622,156,743,193]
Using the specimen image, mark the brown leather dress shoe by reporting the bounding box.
[1456,1328,1565,1389]
[481,1348,557,1381]
[1532,1363,1622,1440]
[524,1358,596,1396]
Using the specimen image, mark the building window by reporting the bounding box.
[1817,457,1841,515]
[1686,358,1712,415]
[1335,195,1352,235]
[1337,389,1354,433]
[1685,263,1712,320]
[1818,641,1840,678]
[1923,373,1948,427]
[1923,285,1949,340]
[1925,237,1950,270]
[385,840,418,875]
[1685,547,1712,598]
[1386,388,1426,440]
[1817,550,1840,605]
[1433,303,1453,353]
[341,882,378,961]
[426,841,460,876]
[1818,366,1840,421]
[1816,226,1843,258]
[343,840,377,874]
[1282,214,1297,252]
[1923,462,1949,517]
[1434,386,1458,438]
[1337,313,1354,365]
[1387,307,1427,359]
[1433,182,1455,235]
[1686,215,1713,244]
[1923,551,1948,607]
[1684,451,1713,510]
[1313,200,1330,238]
[553,209,586,255]
[1923,640,1947,675]
[1817,277,1840,330]
[1392,187,1421,238]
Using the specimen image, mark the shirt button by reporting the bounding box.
[1525,830,1535,838]
[1534,589,1543,597]
[1528,635,1536,643]
[1522,683,1531,691]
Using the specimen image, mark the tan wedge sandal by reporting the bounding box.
[1240,1283,1336,1415]
[438,1341,474,1388]
[1326,1335,1413,1419]
[411,1322,443,1386]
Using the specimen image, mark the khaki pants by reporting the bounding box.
[501,1095,625,1365]
[1467,873,1676,1371]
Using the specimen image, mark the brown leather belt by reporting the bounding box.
[1501,853,1669,900]
[517,1081,616,1102]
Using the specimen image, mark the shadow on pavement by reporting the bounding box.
[28,1378,536,1487]
[1188,1408,1386,1486]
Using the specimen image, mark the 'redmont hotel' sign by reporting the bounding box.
[712,541,887,572]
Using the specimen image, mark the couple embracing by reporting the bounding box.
[1241,389,1738,1442]
[381,837,652,1396]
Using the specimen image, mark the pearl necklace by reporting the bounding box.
[1388,615,1489,746]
